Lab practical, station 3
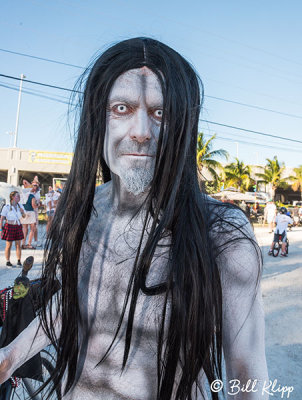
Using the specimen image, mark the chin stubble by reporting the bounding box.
[120,167,154,195]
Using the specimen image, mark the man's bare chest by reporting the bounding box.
[77,216,170,336]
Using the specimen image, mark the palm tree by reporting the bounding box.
[196,133,228,184]
[205,171,226,194]
[289,165,302,200]
[224,158,251,192]
[256,156,286,200]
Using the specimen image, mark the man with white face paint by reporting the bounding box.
[0,38,268,400]
[104,68,161,196]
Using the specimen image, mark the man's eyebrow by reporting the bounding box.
[107,96,163,108]
[107,96,138,104]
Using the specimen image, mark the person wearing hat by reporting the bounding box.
[268,207,293,257]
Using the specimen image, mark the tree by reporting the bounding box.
[196,133,228,186]
[224,158,251,192]
[289,165,302,200]
[256,156,286,200]
[205,171,226,194]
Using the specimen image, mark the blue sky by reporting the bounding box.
[1,0,302,167]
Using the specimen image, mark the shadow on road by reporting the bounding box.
[266,343,302,396]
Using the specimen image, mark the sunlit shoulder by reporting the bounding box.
[205,196,261,286]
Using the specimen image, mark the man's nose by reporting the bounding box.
[129,109,151,143]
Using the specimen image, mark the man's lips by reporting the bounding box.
[122,153,154,157]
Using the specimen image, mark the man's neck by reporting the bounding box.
[108,174,149,217]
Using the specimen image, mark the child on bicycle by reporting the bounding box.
[268,206,293,257]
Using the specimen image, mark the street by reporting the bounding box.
[257,226,302,397]
[0,224,301,398]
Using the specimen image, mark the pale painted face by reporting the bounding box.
[104,67,163,195]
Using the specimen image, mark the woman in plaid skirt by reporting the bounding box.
[0,191,25,267]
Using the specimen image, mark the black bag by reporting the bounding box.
[0,289,43,381]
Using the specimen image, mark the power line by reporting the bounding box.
[4,45,300,106]
[1,82,302,155]
[2,72,302,120]
[203,132,302,154]
[0,73,81,93]
[0,80,71,101]
[205,95,302,120]
[2,77,301,155]
[200,119,302,145]
[0,48,85,70]
[1,73,301,146]
[0,83,70,105]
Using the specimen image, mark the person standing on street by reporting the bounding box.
[0,191,25,267]
[264,200,277,233]
[45,186,60,232]
[31,177,42,247]
[20,188,38,250]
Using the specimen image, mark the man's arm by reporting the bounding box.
[0,296,61,384]
[216,212,269,399]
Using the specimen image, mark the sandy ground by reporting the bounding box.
[0,224,301,399]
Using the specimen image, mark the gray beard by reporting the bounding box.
[119,167,153,195]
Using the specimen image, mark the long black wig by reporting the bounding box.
[40,37,261,399]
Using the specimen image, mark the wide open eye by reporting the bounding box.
[153,109,163,120]
[113,104,129,114]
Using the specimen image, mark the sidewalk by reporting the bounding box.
[0,225,46,288]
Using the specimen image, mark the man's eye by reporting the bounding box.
[154,109,163,119]
[113,104,129,114]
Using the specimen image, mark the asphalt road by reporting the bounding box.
[0,224,301,399]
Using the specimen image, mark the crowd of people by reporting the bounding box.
[0,177,61,267]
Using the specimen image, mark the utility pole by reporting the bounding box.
[253,151,259,166]
[13,73,26,148]
[234,142,239,159]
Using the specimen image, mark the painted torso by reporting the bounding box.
[64,183,174,400]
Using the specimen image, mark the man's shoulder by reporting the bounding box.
[205,196,256,255]
[204,198,260,283]
[204,195,249,227]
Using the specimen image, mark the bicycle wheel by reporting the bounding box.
[272,242,280,257]
[8,349,59,400]
[286,239,289,255]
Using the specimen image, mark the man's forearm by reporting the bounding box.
[226,360,269,399]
